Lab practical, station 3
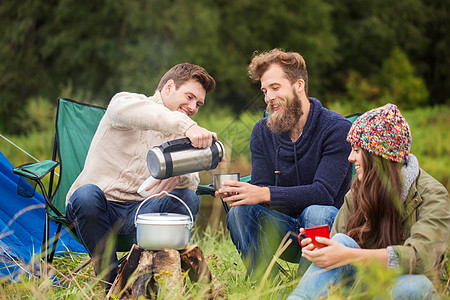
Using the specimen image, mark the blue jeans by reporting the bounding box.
[287,233,439,300]
[226,204,338,281]
[66,184,199,284]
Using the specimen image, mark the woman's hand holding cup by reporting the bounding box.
[298,225,330,250]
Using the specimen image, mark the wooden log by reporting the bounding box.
[130,251,154,298]
[106,244,142,299]
[180,245,226,299]
[152,248,183,292]
[107,244,225,299]
[180,244,212,283]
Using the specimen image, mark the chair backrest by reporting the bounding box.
[345,112,362,124]
[50,98,106,215]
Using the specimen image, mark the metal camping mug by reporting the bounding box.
[146,137,225,179]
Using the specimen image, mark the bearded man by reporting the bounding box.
[216,49,353,281]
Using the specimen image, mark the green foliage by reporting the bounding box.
[0,130,54,167]
[342,70,382,112]
[213,0,338,99]
[331,47,430,113]
[324,0,448,105]
[0,0,348,133]
[115,0,223,96]
[377,48,429,110]
[0,0,153,133]
[193,100,261,163]
[12,96,55,134]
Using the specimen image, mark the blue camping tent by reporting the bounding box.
[0,150,86,279]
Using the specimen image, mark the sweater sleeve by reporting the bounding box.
[107,92,196,135]
[265,119,352,216]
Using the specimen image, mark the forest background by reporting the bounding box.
[1,0,449,194]
[0,1,449,297]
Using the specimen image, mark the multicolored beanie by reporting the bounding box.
[347,103,411,163]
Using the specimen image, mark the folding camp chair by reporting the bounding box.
[12,97,238,278]
[12,98,136,277]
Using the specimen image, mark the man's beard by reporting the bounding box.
[266,90,303,135]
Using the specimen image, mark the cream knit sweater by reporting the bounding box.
[66,91,199,204]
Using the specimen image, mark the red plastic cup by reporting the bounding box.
[298,225,330,249]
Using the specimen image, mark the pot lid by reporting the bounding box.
[136,213,191,225]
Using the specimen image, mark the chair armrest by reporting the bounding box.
[196,183,215,196]
[12,160,59,181]
[239,174,251,183]
[196,174,252,197]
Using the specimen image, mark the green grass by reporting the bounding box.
[403,105,450,190]
[1,224,449,299]
[0,225,298,299]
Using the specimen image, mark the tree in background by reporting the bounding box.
[323,0,448,105]
[377,48,428,110]
[0,1,55,133]
[0,0,448,134]
[339,48,428,113]
[0,0,127,133]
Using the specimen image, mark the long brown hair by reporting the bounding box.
[346,149,404,248]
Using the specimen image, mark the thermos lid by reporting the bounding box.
[147,148,165,179]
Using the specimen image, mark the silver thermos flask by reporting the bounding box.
[147,138,224,179]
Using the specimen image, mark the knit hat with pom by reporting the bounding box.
[347,103,411,163]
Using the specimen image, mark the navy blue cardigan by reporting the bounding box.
[250,98,352,218]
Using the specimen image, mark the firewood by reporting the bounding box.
[180,245,226,299]
[107,244,225,299]
[151,248,183,297]
[130,250,153,298]
[106,244,142,299]
[180,244,212,283]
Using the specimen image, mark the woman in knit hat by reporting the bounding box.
[288,104,449,299]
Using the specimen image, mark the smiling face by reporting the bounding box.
[161,79,206,117]
[348,145,364,181]
[260,64,303,134]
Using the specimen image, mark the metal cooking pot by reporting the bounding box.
[134,192,193,250]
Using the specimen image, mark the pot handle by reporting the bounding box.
[134,191,194,229]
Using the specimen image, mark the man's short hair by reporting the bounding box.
[157,63,216,94]
[248,48,308,96]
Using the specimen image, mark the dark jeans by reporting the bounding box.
[287,233,438,300]
[226,204,338,281]
[66,184,199,285]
